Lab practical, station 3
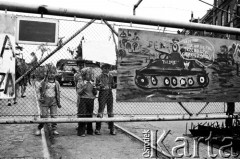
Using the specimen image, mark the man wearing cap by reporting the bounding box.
[95,64,116,135]
[27,52,38,85]
[28,52,38,66]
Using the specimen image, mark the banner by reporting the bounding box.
[117,28,240,102]
[0,14,16,99]
[82,40,116,65]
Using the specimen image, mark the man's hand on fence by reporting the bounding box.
[57,103,62,108]
[38,97,45,104]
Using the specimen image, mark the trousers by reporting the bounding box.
[38,97,58,130]
[96,90,114,131]
[77,98,94,135]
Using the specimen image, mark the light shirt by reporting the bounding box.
[45,82,56,97]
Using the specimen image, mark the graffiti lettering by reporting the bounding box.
[0,72,14,96]
[162,60,177,65]
[0,35,15,58]
[0,73,5,92]
[179,37,214,66]
[182,52,211,60]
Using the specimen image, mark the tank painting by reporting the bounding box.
[117,28,240,102]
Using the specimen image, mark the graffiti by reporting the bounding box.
[233,43,240,64]
[162,60,177,65]
[179,37,215,67]
[0,72,14,96]
[0,35,15,99]
[0,14,16,99]
[0,35,15,58]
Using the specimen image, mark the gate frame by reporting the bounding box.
[0,1,237,122]
[1,1,240,35]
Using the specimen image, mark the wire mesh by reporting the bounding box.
[0,13,239,120]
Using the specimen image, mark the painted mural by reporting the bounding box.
[117,28,240,102]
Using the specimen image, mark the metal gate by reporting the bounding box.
[0,2,240,123]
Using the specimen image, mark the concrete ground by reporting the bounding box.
[49,122,152,159]
[0,86,48,158]
[1,84,239,159]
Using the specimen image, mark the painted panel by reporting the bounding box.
[117,28,240,102]
[0,14,16,99]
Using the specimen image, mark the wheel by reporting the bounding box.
[136,75,149,87]
[188,77,194,86]
[163,77,170,86]
[180,78,187,86]
[171,77,178,86]
[197,75,209,87]
[151,76,158,86]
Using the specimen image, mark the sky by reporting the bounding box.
[3,0,214,21]
[0,0,215,65]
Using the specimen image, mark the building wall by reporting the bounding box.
[185,0,240,40]
[182,0,240,40]
[213,0,235,27]
[211,0,239,39]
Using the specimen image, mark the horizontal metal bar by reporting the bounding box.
[0,1,240,34]
[0,114,228,124]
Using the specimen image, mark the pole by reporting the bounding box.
[103,20,118,36]
[133,0,143,15]
[15,19,95,84]
[1,1,240,35]
[196,102,210,115]
[0,114,228,124]
[178,102,193,116]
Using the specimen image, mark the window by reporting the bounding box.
[215,17,218,25]
[227,6,231,23]
[221,12,225,26]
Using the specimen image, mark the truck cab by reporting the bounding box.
[55,59,100,86]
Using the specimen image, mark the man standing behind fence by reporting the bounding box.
[74,64,84,130]
[95,64,116,135]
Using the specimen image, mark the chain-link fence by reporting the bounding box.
[0,13,240,121]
